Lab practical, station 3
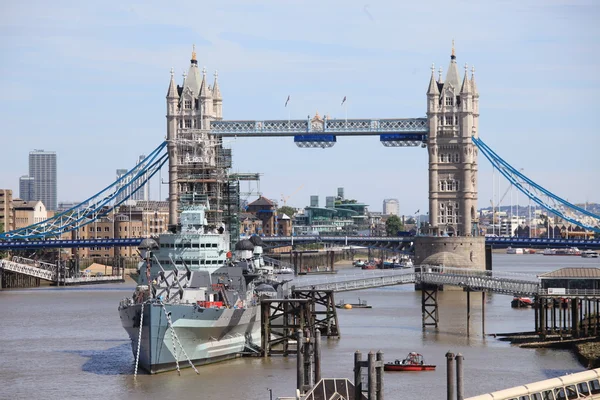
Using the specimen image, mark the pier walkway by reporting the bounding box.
[292,266,541,296]
[0,256,124,285]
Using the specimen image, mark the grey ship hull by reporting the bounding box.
[119,302,261,374]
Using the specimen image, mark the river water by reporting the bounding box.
[1,254,599,400]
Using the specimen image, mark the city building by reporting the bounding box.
[277,214,292,236]
[383,199,399,216]
[57,201,81,212]
[293,188,372,236]
[115,155,150,204]
[427,44,479,236]
[117,200,170,237]
[0,189,14,231]
[28,150,57,211]
[247,196,276,236]
[13,199,47,230]
[19,176,35,202]
[500,216,526,237]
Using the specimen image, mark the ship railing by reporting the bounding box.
[538,288,600,296]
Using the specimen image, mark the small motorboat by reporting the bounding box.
[511,297,534,308]
[384,352,436,372]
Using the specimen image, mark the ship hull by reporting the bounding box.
[119,302,261,374]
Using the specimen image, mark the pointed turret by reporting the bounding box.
[166,67,178,99]
[200,66,211,99]
[427,63,440,95]
[460,63,471,94]
[444,40,461,91]
[182,45,201,96]
[212,70,222,100]
[470,66,479,97]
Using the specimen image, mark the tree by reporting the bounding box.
[385,215,404,236]
[405,217,416,225]
[277,206,295,218]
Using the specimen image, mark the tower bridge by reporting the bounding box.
[1,44,599,262]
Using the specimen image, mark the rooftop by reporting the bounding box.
[539,267,600,279]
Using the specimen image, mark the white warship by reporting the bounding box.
[118,204,282,374]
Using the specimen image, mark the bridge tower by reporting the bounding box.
[427,43,479,237]
[165,46,224,226]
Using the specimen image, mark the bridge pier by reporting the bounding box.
[421,284,439,329]
[293,289,340,338]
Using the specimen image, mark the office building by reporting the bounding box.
[0,189,14,231]
[115,155,150,204]
[19,176,35,202]
[29,150,57,211]
[383,199,400,216]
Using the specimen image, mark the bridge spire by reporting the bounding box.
[460,63,471,94]
[212,70,222,100]
[200,66,210,98]
[427,63,439,95]
[166,67,178,99]
[444,40,460,91]
[470,66,478,97]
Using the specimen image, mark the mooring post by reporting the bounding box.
[446,352,455,400]
[261,302,269,357]
[376,350,384,400]
[481,291,486,337]
[314,329,321,383]
[297,329,304,393]
[304,329,313,389]
[368,351,376,400]
[534,297,539,333]
[456,353,464,400]
[354,351,363,400]
[466,289,471,336]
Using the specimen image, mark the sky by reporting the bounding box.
[1,0,599,215]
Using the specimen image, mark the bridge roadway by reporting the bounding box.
[0,257,124,285]
[1,236,599,250]
[290,266,541,297]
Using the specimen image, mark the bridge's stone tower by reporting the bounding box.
[427,44,479,237]
[166,46,223,225]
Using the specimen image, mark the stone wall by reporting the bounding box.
[414,236,486,271]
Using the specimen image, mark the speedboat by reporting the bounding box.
[511,297,534,308]
[384,352,436,372]
[276,266,294,274]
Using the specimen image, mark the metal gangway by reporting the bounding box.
[0,256,124,285]
[0,257,58,281]
[291,266,541,296]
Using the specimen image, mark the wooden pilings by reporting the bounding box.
[0,269,40,289]
[534,296,600,339]
[354,350,384,400]
[292,289,340,338]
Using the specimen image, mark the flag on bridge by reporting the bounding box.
[341,96,347,106]
[285,95,290,107]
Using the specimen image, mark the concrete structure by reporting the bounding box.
[19,176,35,202]
[0,189,14,231]
[29,150,57,211]
[414,236,486,271]
[310,195,319,208]
[427,43,479,237]
[382,198,399,216]
[13,200,47,230]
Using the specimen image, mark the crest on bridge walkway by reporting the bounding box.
[310,111,324,132]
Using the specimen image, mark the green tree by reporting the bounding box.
[277,206,295,218]
[385,215,404,236]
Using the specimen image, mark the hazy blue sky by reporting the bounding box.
[1,0,598,214]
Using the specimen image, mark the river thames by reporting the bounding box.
[1,254,598,400]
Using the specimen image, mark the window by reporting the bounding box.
[185,119,192,128]
[454,153,460,163]
[445,116,453,125]
[445,96,453,106]
[578,382,590,396]
[541,390,554,400]
[184,100,192,109]
[531,394,542,400]
[590,380,600,394]
[554,387,566,400]
[105,227,109,232]
[441,181,447,191]
[565,385,577,400]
